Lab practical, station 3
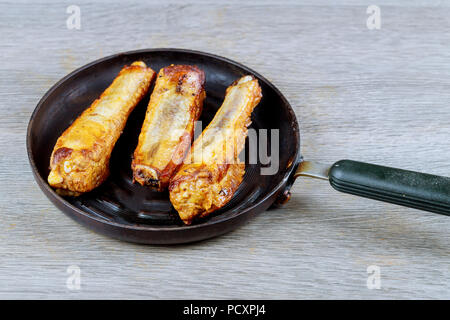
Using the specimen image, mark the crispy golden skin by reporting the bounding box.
[48,61,156,196]
[169,75,262,224]
[132,65,205,191]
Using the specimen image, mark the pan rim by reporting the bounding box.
[26,48,301,233]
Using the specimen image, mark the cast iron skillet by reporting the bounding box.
[27,48,450,244]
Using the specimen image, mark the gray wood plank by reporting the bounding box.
[0,0,449,299]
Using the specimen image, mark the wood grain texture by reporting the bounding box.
[0,0,449,299]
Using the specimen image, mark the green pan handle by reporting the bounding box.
[328,160,450,216]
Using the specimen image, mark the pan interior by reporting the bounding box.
[28,50,299,228]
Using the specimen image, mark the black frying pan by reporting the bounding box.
[27,49,450,244]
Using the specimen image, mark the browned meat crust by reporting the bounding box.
[48,61,155,195]
[169,75,262,224]
[132,65,205,191]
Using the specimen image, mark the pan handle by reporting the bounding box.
[295,160,450,216]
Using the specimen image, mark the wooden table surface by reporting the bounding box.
[1,0,449,299]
